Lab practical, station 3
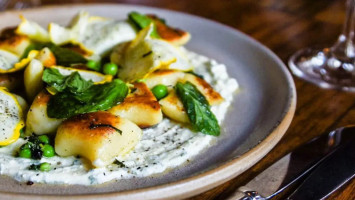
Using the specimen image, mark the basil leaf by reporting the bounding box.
[21,43,87,66]
[42,68,66,92]
[64,71,93,93]
[20,43,46,59]
[47,79,128,119]
[42,68,93,94]
[128,11,160,38]
[47,44,87,66]
[186,71,204,79]
[175,82,220,136]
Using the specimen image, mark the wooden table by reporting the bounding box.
[14,0,355,199]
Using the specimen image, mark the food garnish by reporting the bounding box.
[42,68,94,94]
[46,65,112,85]
[175,82,220,136]
[46,77,128,119]
[22,42,87,66]
[128,11,160,38]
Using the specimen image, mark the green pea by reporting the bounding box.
[39,162,51,172]
[19,148,31,158]
[151,84,168,100]
[20,142,32,150]
[103,63,118,76]
[86,60,101,71]
[38,135,50,144]
[42,144,55,157]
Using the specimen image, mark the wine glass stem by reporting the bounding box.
[331,0,355,59]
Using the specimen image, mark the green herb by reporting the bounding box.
[21,43,87,66]
[28,163,41,171]
[128,11,160,38]
[48,44,87,66]
[186,71,204,79]
[142,51,152,58]
[89,123,122,135]
[47,79,128,119]
[175,82,220,136]
[113,160,126,168]
[42,68,94,94]
[20,43,42,59]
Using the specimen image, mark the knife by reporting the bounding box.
[226,126,355,200]
[287,128,355,200]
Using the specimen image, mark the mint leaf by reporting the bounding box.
[42,68,93,94]
[47,79,128,119]
[175,82,220,136]
[128,11,160,38]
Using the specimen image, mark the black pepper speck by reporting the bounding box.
[26,181,34,185]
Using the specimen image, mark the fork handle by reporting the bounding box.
[225,186,265,200]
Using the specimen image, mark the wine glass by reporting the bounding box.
[289,0,355,91]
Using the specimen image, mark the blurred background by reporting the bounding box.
[0,0,346,63]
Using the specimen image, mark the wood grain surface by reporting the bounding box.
[6,0,355,199]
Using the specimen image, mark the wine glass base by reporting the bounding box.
[289,47,355,92]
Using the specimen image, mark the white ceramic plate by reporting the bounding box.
[0,4,296,200]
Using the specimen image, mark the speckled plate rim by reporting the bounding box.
[0,3,296,200]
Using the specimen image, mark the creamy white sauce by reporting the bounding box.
[0,51,238,185]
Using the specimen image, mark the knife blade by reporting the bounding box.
[226,126,355,200]
[287,130,355,200]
